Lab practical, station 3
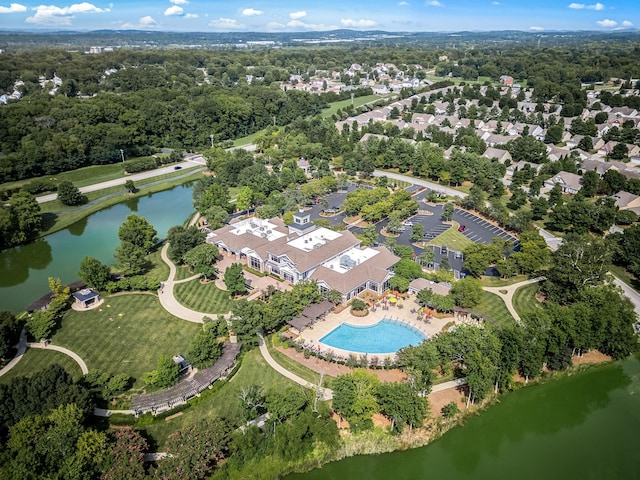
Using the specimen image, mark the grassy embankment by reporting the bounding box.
[38,167,205,236]
[172,280,235,314]
[0,349,84,384]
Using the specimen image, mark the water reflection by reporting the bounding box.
[0,240,53,287]
[67,215,88,237]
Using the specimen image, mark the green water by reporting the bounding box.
[289,357,640,480]
[0,185,194,312]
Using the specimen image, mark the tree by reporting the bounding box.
[410,223,424,242]
[462,243,501,277]
[544,124,564,144]
[167,225,205,264]
[393,258,423,281]
[114,241,147,276]
[441,401,460,419]
[236,186,255,212]
[544,234,612,304]
[78,256,111,290]
[205,205,229,230]
[332,370,380,432]
[102,427,147,480]
[442,203,454,221]
[580,170,600,197]
[155,418,231,480]
[450,277,482,308]
[117,214,157,251]
[610,143,628,160]
[57,180,86,206]
[224,263,247,296]
[187,321,223,369]
[124,179,136,193]
[0,311,20,360]
[183,243,219,279]
[144,355,180,388]
[25,310,56,342]
[266,385,309,423]
[356,225,379,246]
[376,382,427,433]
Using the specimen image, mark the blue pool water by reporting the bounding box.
[319,319,427,354]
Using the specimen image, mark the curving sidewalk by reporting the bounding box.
[0,329,28,378]
[257,333,333,401]
[482,277,546,324]
[28,341,89,375]
[157,243,231,324]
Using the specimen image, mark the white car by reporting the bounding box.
[403,221,414,227]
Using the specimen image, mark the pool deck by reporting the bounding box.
[297,295,459,362]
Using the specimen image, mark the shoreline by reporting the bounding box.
[278,354,614,479]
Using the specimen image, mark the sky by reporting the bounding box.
[0,1,638,32]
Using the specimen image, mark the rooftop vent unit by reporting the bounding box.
[340,255,357,269]
[313,243,323,249]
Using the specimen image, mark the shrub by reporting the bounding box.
[351,298,367,311]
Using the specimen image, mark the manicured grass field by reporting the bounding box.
[320,94,385,118]
[1,163,127,192]
[142,348,299,448]
[475,291,515,327]
[145,248,171,284]
[480,275,528,287]
[0,348,83,384]
[173,279,235,314]
[52,294,200,386]
[173,264,196,281]
[428,226,474,251]
[513,283,543,319]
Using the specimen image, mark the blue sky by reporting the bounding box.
[0,1,638,32]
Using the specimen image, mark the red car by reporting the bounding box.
[458,225,466,232]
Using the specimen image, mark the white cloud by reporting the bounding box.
[170,0,188,3]
[568,3,605,10]
[185,13,198,19]
[139,15,157,26]
[427,0,443,6]
[596,18,616,27]
[621,20,633,27]
[529,26,545,31]
[492,1,500,5]
[26,2,109,24]
[398,1,409,5]
[164,5,183,16]
[242,8,262,16]
[289,10,306,20]
[0,3,26,13]
[341,18,376,27]
[210,17,245,29]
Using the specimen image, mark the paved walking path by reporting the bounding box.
[257,333,333,401]
[373,170,467,199]
[94,408,137,417]
[0,329,27,378]
[157,243,231,323]
[483,277,546,324]
[432,377,467,393]
[27,341,89,375]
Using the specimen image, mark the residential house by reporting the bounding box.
[613,191,640,215]
[544,171,583,194]
[407,278,452,296]
[547,145,572,162]
[506,161,541,177]
[482,147,512,164]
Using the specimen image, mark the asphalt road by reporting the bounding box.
[36,157,206,204]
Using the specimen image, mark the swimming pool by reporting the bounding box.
[319,318,427,354]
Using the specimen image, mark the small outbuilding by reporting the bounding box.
[72,288,100,309]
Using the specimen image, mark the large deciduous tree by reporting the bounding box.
[224,263,247,297]
[78,256,111,289]
[183,243,219,279]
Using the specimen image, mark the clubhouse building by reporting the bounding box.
[206,212,399,303]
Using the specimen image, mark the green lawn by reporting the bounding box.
[52,294,200,386]
[475,291,515,327]
[145,248,171,284]
[513,283,543,319]
[267,335,334,388]
[1,163,127,192]
[320,94,384,118]
[480,275,528,287]
[427,226,474,251]
[173,279,235,314]
[174,264,196,281]
[142,348,299,448]
[0,348,83,384]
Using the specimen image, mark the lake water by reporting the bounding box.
[0,185,194,313]
[288,356,640,480]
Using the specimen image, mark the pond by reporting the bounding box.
[287,356,640,480]
[0,185,194,313]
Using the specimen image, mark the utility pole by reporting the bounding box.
[273,116,276,127]
[209,134,214,148]
[120,149,125,163]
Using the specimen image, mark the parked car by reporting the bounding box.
[458,224,466,232]
[403,221,414,227]
[174,165,182,170]
[323,208,337,214]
